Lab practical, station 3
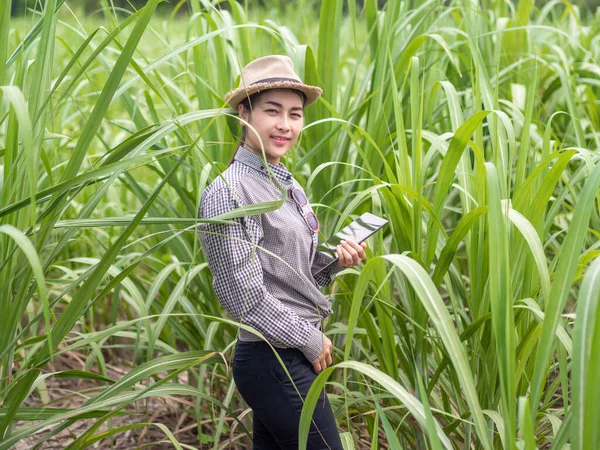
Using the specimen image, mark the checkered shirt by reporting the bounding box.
[197,146,343,363]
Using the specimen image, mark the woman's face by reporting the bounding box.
[238,89,304,165]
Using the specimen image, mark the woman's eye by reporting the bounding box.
[291,113,303,118]
[266,109,278,113]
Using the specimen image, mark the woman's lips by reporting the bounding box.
[270,136,290,146]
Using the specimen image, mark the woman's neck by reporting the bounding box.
[242,144,281,166]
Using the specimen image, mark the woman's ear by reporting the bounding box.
[237,104,248,125]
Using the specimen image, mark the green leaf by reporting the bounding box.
[530,161,600,418]
[571,257,600,450]
[299,361,453,450]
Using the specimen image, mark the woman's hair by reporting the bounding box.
[228,88,306,166]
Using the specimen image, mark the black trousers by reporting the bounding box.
[232,340,344,450]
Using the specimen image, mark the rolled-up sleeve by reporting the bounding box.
[197,187,326,363]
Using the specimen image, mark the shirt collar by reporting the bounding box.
[234,146,294,188]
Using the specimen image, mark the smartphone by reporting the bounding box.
[314,212,388,276]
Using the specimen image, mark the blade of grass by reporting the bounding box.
[571,257,600,450]
[299,361,453,450]
[530,161,600,420]
[486,163,516,448]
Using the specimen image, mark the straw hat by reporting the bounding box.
[224,55,323,109]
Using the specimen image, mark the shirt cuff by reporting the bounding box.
[300,326,326,363]
[328,259,345,276]
[313,259,345,287]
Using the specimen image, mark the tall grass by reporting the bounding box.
[1,0,599,448]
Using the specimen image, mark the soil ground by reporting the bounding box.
[11,352,249,449]
[10,352,379,449]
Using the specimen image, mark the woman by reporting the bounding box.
[198,55,367,449]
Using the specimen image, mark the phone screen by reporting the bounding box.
[314,212,388,276]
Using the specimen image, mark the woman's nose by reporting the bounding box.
[276,117,290,131]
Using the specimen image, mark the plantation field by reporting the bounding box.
[1,0,600,448]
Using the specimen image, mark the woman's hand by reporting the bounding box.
[311,335,333,373]
[336,239,367,268]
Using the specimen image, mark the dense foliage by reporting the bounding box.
[8,0,600,15]
[1,0,600,448]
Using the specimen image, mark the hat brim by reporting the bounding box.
[224,81,322,109]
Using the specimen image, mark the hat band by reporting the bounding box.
[250,77,302,85]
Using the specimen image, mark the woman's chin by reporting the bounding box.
[265,147,291,162]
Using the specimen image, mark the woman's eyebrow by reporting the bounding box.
[264,101,303,111]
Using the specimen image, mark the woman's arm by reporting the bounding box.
[198,187,326,364]
[311,249,344,287]
[312,240,368,287]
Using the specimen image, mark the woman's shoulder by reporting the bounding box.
[198,162,257,218]
[203,161,247,194]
